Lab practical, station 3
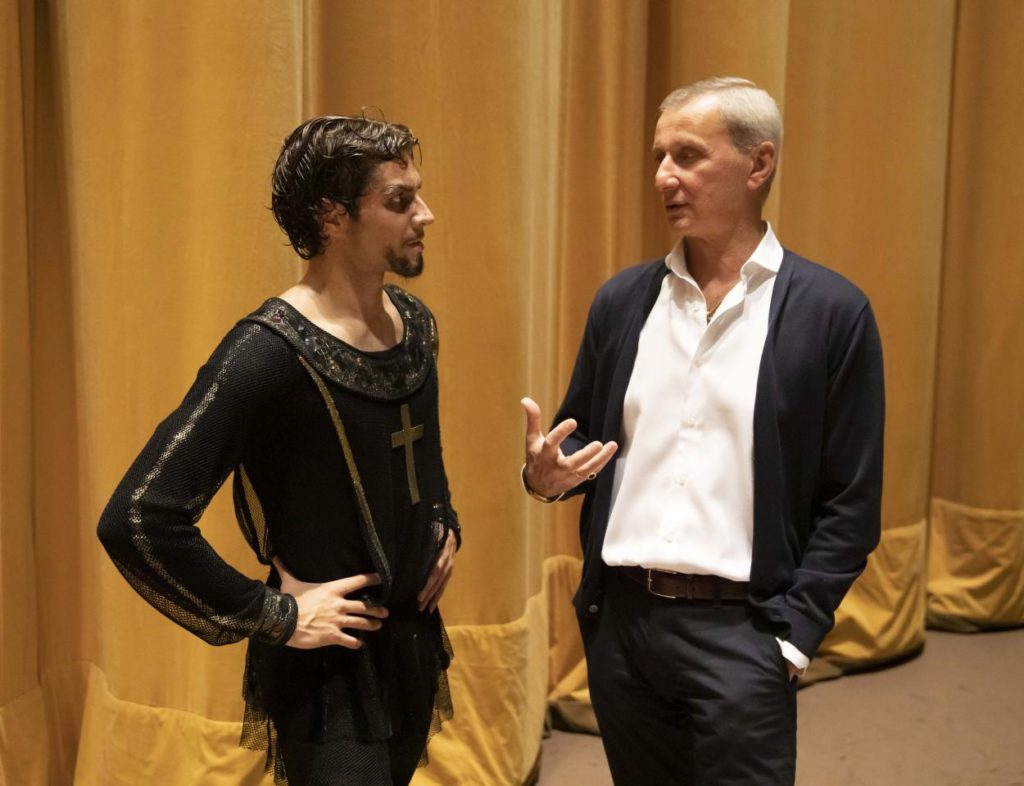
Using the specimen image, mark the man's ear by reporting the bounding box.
[747,141,776,192]
[319,199,348,238]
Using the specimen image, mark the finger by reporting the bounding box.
[271,556,295,582]
[339,615,384,632]
[418,540,455,609]
[418,568,442,610]
[333,572,382,595]
[421,581,441,613]
[521,397,544,444]
[435,541,454,570]
[344,601,389,618]
[418,589,434,613]
[568,441,618,479]
[334,630,364,650]
[560,440,606,471]
[422,560,454,610]
[420,550,453,606]
[543,418,578,455]
[437,551,453,574]
[428,574,452,614]
[418,567,439,597]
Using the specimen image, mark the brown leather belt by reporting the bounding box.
[620,566,749,601]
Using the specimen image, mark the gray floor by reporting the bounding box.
[538,629,1024,786]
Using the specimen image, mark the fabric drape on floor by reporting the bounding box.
[2,1,1021,784]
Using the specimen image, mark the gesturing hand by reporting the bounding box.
[417,528,456,613]
[521,397,618,499]
[273,557,389,650]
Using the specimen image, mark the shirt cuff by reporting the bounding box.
[776,638,810,673]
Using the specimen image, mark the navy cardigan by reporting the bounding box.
[553,250,885,658]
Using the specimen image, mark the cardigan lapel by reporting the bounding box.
[749,249,796,589]
[606,263,669,443]
[767,249,796,330]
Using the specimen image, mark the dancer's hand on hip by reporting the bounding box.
[417,528,456,613]
[273,557,388,649]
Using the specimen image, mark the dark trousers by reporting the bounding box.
[581,569,797,786]
[278,715,431,786]
[278,699,435,786]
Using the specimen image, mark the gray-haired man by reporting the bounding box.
[522,77,884,784]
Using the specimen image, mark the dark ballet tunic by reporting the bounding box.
[97,285,459,784]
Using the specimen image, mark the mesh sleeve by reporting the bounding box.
[97,323,299,646]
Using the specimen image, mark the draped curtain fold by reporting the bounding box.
[2,1,1020,784]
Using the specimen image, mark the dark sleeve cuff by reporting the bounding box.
[251,587,298,646]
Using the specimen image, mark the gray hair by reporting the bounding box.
[660,76,782,153]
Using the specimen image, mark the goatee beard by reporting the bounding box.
[387,249,424,279]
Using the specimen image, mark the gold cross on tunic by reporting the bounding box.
[391,403,424,505]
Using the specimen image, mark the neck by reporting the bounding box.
[681,219,765,288]
[294,249,388,322]
[278,248,402,351]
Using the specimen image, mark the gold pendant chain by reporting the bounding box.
[705,294,727,323]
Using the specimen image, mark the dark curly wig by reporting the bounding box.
[271,116,419,260]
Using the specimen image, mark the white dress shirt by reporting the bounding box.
[602,223,808,670]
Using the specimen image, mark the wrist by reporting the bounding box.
[520,464,564,503]
[253,588,299,646]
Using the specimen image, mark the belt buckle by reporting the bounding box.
[646,569,691,600]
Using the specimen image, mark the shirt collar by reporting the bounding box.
[665,222,784,284]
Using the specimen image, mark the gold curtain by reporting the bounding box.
[927,0,1024,632]
[2,1,1021,784]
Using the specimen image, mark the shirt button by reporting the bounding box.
[674,476,687,487]
[695,358,704,368]
[588,604,600,614]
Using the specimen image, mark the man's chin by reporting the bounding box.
[389,253,424,279]
[665,214,691,231]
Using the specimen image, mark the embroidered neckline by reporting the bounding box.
[243,284,434,400]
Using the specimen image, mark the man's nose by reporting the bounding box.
[655,160,680,192]
[415,196,435,227]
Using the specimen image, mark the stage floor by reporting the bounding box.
[538,628,1024,786]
